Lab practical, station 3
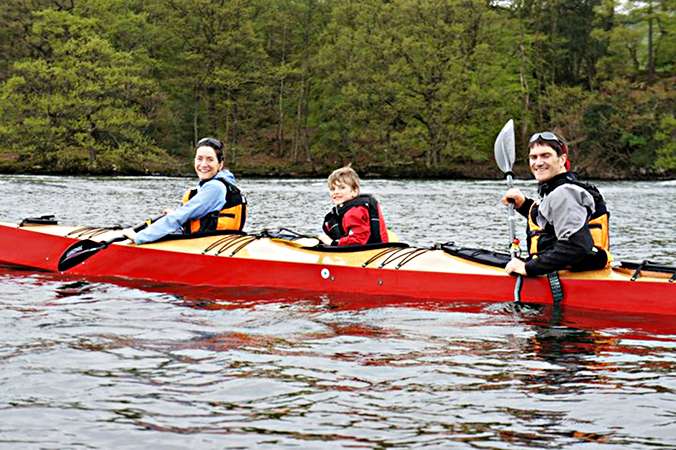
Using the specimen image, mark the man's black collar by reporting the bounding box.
[538,172,578,197]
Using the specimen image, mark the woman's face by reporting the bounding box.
[194,146,223,181]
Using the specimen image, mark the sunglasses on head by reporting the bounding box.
[529,131,564,146]
[196,137,224,151]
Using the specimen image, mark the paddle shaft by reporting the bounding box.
[493,119,522,304]
[94,215,162,247]
[503,173,523,303]
[506,173,517,253]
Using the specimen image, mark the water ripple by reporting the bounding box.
[0,176,675,448]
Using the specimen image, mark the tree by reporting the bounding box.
[148,0,271,165]
[0,0,70,82]
[0,8,168,173]
[313,0,522,171]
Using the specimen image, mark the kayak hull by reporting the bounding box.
[1,222,674,316]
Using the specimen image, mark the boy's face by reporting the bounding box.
[329,181,359,205]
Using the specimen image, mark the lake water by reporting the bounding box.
[1,175,675,449]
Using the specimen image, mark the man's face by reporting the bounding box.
[528,144,567,182]
[329,182,358,205]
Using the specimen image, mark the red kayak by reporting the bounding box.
[1,218,674,316]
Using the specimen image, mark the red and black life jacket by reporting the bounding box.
[323,194,388,245]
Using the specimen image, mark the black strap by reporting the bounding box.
[547,272,564,304]
[621,259,675,279]
[630,260,648,281]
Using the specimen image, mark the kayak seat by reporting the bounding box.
[440,244,511,268]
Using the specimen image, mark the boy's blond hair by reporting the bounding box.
[327,166,360,191]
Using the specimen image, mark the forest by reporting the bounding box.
[0,0,673,179]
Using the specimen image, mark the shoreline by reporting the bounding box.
[1,166,672,182]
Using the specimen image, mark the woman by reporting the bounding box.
[122,137,246,244]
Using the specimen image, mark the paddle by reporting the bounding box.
[58,215,163,271]
[493,119,523,303]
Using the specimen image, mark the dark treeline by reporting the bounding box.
[0,0,673,179]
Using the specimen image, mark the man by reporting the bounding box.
[502,131,611,276]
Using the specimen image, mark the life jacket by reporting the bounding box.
[181,178,246,234]
[527,172,611,264]
[323,194,388,245]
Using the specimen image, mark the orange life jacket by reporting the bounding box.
[181,178,246,234]
[527,179,611,266]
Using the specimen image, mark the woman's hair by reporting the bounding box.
[195,137,224,162]
[327,165,360,190]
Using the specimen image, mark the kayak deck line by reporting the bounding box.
[203,234,259,257]
[1,221,674,316]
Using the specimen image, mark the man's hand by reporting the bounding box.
[501,188,525,209]
[505,258,527,276]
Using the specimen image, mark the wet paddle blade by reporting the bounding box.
[57,239,108,271]
[494,119,515,173]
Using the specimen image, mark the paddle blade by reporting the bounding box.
[57,239,108,271]
[56,216,160,272]
[494,119,516,173]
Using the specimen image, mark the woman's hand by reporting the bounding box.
[120,228,138,243]
[501,188,525,208]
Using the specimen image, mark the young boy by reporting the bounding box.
[322,166,389,246]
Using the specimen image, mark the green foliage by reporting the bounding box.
[655,114,676,171]
[312,0,523,170]
[0,0,672,177]
[538,77,673,175]
[0,7,170,173]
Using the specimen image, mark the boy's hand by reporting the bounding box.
[317,233,333,245]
